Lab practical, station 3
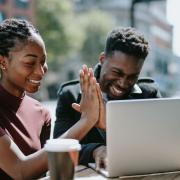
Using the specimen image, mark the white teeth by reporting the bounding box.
[114,87,122,93]
[112,86,123,96]
[29,79,40,84]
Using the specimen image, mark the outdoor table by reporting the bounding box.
[40,165,180,179]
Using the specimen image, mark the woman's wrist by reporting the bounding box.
[80,112,98,126]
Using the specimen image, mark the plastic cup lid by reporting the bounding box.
[44,138,81,152]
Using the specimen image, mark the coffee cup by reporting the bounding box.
[45,138,81,180]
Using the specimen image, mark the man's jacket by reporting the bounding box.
[53,64,162,165]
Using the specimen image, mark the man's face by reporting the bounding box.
[99,51,144,99]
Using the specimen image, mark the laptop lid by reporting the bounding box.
[106,98,180,177]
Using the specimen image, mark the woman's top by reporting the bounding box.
[0,84,51,179]
[0,127,5,136]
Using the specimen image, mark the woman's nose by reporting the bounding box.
[34,64,47,77]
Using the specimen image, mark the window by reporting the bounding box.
[155,59,168,74]
[14,15,28,20]
[0,12,6,22]
[0,0,6,4]
[15,0,29,9]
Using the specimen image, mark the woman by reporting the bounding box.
[0,18,101,179]
[0,18,51,179]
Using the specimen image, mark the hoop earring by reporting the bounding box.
[1,66,6,70]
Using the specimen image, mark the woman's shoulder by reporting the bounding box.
[23,95,51,121]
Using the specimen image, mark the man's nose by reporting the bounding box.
[117,78,129,88]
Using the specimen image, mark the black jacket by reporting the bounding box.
[53,64,162,165]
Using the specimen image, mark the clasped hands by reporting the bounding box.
[72,64,106,130]
[72,64,107,170]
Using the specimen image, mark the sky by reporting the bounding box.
[167,0,180,56]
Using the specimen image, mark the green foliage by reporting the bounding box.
[36,0,84,66]
[80,10,114,66]
[36,0,114,69]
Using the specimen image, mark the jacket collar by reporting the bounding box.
[131,84,142,94]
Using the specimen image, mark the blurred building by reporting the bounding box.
[74,0,180,96]
[1,0,179,99]
[0,0,35,23]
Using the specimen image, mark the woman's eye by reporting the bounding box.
[41,61,45,66]
[25,63,35,67]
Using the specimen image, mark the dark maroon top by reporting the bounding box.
[0,127,5,136]
[0,84,51,179]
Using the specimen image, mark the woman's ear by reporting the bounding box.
[98,52,106,65]
[0,55,7,70]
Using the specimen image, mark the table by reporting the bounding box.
[40,166,180,179]
[75,166,180,180]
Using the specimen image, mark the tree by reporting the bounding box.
[36,0,84,69]
[80,10,114,66]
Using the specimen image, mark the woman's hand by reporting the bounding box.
[72,65,99,126]
[72,64,106,130]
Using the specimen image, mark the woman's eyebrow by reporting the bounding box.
[24,54,47,59]
[24,54,38,58]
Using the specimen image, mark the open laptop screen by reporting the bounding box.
[105,98,180,177]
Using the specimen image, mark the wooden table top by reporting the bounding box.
[40,166,180,179]
[75,166,180,180]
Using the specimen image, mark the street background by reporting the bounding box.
[0,0,180,123]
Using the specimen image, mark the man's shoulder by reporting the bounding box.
[137,77,155,84]
[137,77,158,90]
[136,77,161,98]
[137,77,158,89]
[57,79,80,95]
[60,79,80,89]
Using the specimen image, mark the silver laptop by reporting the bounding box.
[89,98,180,178]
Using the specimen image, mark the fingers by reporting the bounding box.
[89,68,94,78]
[72,103,81,112]
[79,65,89,93]
[79,69,84,93]
[80,65,95,93]
[95,156,106,172]
[78,64,99,123]
[96,83,102,103]
[82,65,89,93]
[94,146,107,171]
[95,83,106,130]
[95,156,101,171]
[89,77,97,97]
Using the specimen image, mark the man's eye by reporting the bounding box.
[128,76,138,81]
[112,71,123,76]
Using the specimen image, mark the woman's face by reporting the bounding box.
[1,33,48,97]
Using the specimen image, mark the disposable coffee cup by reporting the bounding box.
[45,138,81,180]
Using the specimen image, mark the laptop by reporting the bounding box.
[89,98,180,178]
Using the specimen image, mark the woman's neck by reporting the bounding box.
[0,80,24,98]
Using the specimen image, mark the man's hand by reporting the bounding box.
[93,145,107,171]
[95,84,106,130]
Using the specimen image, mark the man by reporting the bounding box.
[53,27,161,168]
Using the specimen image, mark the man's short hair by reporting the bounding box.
[105,27,149,59]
